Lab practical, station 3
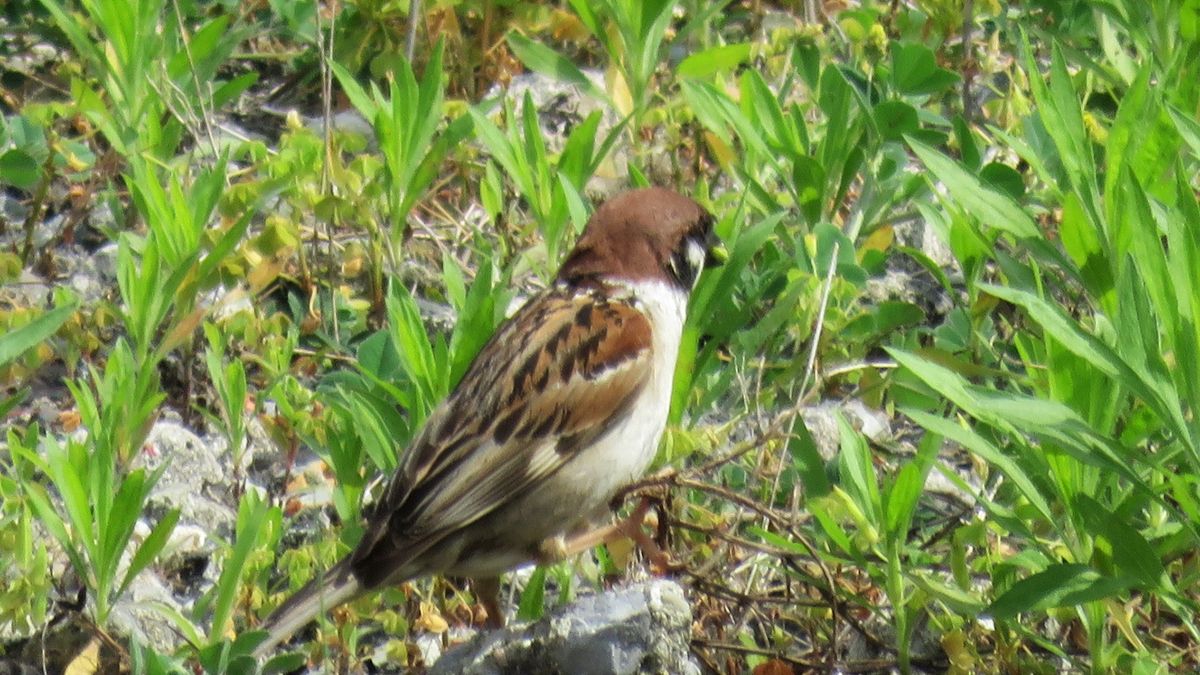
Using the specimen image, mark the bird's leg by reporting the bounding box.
[557,497,677,572]
[472,576,504,628]
[536,535,568,564]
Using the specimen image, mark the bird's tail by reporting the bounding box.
[252,558,362,658]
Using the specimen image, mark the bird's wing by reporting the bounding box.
[351,286,653,570]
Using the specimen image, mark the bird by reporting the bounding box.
[252,187,723,657]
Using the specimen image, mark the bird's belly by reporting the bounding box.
[445,384,669,578]
[546,387,668,518]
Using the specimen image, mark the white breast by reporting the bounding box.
[553,279,689,513]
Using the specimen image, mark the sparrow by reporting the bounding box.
[252,187,722,657]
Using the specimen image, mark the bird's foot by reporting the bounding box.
[557,497,681,573]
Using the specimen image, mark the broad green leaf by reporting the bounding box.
[980,282,1190,456]
[681,79,772,160]
[516,565,547,621]
[469,107,532,201]
[792,155,826,224]
[565,0,602,42]
[208,497,268,643]
[884,429,939,538]
[45,440,95,564]
[1169,104,1200,157]
[0,148,39,190]
[1184,0,1200,40]
[836,414,881,524]
[886,348,978,409]
[1024,41,1101,224]
[790,419,830,499]
[348,390,400,474]
[676,43,752,79]
[891,42,960,96]
[262,651,309,674]
[631,0,676,98]
[557,111,602,187]
[1077,495,1167,591]
[741,70,807,156]
[810,497,865,564]
[909,140,1041,240]
[1059,191,1112,302]
[952,115,980,170]
[142,599,204,648]
[873,100,918,142]
[978,162,1024,199]
[119,509,180,599]
[816,67,859,186]
[104,470,150,588]
[17,481,86,578]
[688,212,779,334]
[911,573,985,614]
[986,564,1133,619]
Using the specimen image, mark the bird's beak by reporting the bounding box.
[705,236,728,268]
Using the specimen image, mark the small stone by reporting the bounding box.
[429,579,699,675]
[108,572,186,654]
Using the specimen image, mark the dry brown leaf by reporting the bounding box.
[752,658,794,675]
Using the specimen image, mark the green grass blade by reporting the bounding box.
[505,31,609,106]
[0,302,77,367]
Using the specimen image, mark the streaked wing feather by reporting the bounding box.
[354,287,652,564]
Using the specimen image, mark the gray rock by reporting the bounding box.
[0,270,51,307]
[892,210,959,274]
[430,580,699,675]
[88,242,120,282]
[801,399,893,461]
[496,71,611,151]
[108,569,186,653]
[136,419,238,540]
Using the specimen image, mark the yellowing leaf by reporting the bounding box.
[941,630,975,673]
[861,224,893,253]
[64,638,100,675]
[247,259,284,294]
[606,535,635,567]
[606,65,633,117]
[549,9,590,43]
[414,601,448,633]
[160,306,206,354]
[702,131,735,171]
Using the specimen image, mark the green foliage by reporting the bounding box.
[472,93,623,270]
[0,115,50,191]
[196,493,283,649]
[333,42,458,254]
[508,0,677,129]
[201,323,250,475]
[895,30,1200,672]
[0,427,52,637]
[13,425,178,626]
[3,0,1200,672]
[37,0,251,162]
